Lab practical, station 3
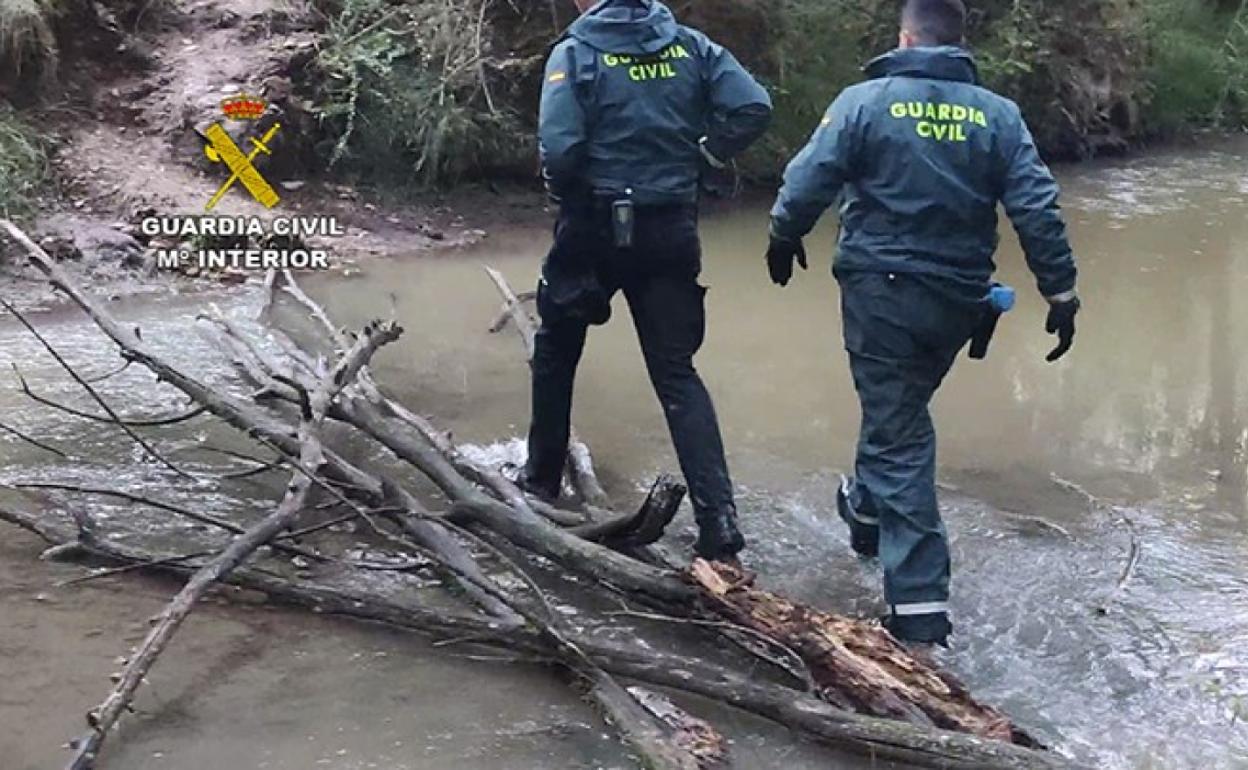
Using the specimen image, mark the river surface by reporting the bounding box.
[3,138,1248,769]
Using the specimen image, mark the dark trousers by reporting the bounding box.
[838,271,981,636]
[524,205,735,522]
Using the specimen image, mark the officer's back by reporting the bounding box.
[540,0,771,207]
[773,43,1074,304]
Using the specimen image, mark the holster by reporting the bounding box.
[968,306,1001,360]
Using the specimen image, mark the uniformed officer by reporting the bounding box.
[523,0,772,561]
[767,0,1080,644]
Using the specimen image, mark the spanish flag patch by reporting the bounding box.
[548,71,567,84]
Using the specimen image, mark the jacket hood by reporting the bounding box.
[569,0,679,55]
[864,46,979,84]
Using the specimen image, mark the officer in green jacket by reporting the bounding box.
[524,0,772,561]
[767,0,1080,645]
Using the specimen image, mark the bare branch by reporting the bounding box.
[14,363,208,427]
[0,418,70,459]
[0,298,196,480]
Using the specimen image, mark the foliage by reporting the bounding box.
[299,0,1248,186]
[310,0,531,189]
[0,103,47,218]
[1143,0,1248,133]
[0,0,58,84]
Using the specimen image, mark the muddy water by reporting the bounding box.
[1,139,1246,769]
[306,137,1248,769]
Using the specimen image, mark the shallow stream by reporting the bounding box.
[3,138,1248,769]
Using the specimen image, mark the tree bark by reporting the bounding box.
[0,494,1071,770]
[0,220,1068,770]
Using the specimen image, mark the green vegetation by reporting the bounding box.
[0,0,58,84]
[1144,0,1248,133]
[0,104,47,218]
[8,0,1243,192]
[300,0,1248,188]
[309,0,531,189]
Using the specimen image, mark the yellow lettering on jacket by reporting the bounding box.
[889,101,985,143]
[627,61,678,82]
[605,43,691,76]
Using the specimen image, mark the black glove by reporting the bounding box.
[1044,295,1080,362]
[766,236,807,287]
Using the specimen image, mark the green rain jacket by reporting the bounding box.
[771,46,1077,301]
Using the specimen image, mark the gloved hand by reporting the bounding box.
[1044,295,1080,362]
[766,236,807,287]
[698,137,737,199]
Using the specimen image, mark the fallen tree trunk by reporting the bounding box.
[0,219,1068,769]
[0,494,1071,769]
[63,317,400,770]
[690,560,1038,747]
[484,265,611,508]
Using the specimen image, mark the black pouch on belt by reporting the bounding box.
[611,199,635,249]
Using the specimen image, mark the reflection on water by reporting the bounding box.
[0,139,1246,768]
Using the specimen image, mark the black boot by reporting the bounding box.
[836,476,879,558]
[695,510,746,561]
[516,467,560,505]
[882,613,952,647]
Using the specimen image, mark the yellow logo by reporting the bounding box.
[202,95,281,211]
[548,71,567,84]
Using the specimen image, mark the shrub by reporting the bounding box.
[311,0,530,189]
[0,103,47,218]
[0,0,58,84]
[1143,0,1248,133]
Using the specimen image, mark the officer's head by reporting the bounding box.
[900,0,966,48]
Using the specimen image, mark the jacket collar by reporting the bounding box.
[864,46,980,84]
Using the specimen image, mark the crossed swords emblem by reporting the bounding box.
[199,122,282,211]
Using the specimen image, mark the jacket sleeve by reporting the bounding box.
[696,33,773,163]
[769,92,859,242]
[538,43,589,196]
[999,106,1078,299]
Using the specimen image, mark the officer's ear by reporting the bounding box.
[899,29,918,49]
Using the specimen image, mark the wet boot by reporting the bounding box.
[836,476,880,558]
[516,467,561,505]
[883,612,952,648]
[694,509,746,562]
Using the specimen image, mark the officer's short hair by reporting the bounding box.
[902,0,966,46]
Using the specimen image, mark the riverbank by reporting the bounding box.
[5,0,1248,279]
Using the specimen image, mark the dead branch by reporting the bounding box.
[0,417,70,458]
[0,494,1069,770]
[7,226,512,620]
[263,268,582,528]
[483,265,612,509]
[1051,474,1142,612]
[13,363,208,426]
[0,220,1064,769]
[0,297,197,480]
[690,559,1039,746]
[488,289,536,332]
[60,282,409,769]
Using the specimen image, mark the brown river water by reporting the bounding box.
[2,137,1248,769]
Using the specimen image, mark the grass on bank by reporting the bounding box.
[1145,0,1248,133]
[0,0,57,83]
[0,104,47,218]
[311,0,529,190]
